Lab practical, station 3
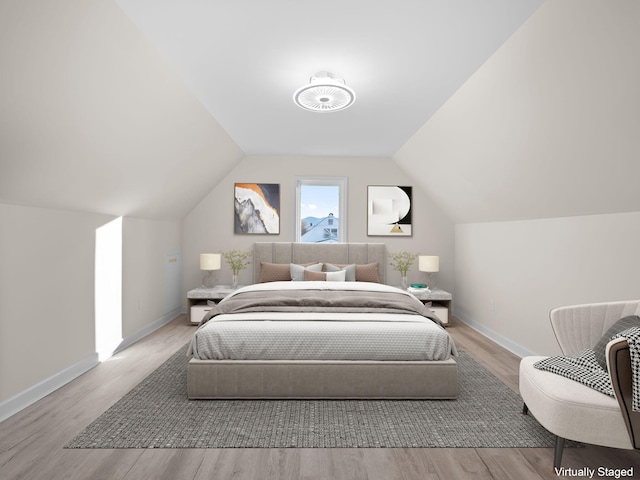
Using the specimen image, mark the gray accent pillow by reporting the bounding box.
[593,315,640,369]
[290,262,323,281]
[324,263,356,282]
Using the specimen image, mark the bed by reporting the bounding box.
[187,242,458,399]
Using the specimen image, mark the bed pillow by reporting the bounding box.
[324,263,356,282]
[593,315,640,369]
[290,262,323,281]
[304,270,326,281]
[327,270,347,281]
[260,261,318,282]
[325,262,379,282]
[304,270,347,282]
[355,262,380,283]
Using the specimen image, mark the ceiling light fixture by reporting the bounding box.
[293,71,356,112]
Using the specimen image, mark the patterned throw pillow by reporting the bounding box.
[593,315,640,369]
[355,262,380,283]
[259,261,318,282]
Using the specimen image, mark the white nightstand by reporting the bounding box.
[408,288,452,325]
[187,285,245,325]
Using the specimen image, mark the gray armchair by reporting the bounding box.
[519,300,640,468]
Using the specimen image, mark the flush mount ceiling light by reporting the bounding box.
[293,71,356,112]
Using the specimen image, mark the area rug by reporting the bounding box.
[66,345,562,449]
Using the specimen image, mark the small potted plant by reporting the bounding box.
[222,249,252,288]
[388,251,418,290]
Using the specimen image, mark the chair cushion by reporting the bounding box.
[593,315,640,369]
[519,356,632,449]
[533,349,613,397]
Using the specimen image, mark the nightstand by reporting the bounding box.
[408,288,452,325]
[187,285,244,325]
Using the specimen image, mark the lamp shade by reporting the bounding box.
[418,255,439,273]
[200,253,221,271]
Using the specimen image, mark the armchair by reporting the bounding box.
[519,300,640,468]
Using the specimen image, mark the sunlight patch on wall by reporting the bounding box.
[95,217,123,361]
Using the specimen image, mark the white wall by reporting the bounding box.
[0,205,184,419]
[0,204,113,403]
[182,155,454,297]
[455,212,640,356]
[393,0,640,356]
[122,217,182,338]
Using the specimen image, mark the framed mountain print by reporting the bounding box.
[234,183,280,234]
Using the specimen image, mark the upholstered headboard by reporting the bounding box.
[253,242,386,284]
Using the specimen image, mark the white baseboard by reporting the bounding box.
[454,310,538,358]
[0,353,99,423]
[0,307,185,423]
[114,306,184,354]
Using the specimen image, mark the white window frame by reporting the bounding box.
[295,176,347,243]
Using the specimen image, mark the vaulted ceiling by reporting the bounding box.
[114,0,543,157]
[1,1,639,223]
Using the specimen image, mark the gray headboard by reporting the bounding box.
[253,242,386,284]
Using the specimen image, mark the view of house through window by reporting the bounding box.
[296,177,347,243]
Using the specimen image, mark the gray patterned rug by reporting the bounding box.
[66,345,562,449]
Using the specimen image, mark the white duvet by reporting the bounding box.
[189,281,456,361]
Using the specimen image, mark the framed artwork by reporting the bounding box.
[367,185,412,236]
[234,183,280,234]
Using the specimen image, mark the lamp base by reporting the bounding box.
[425,272,437,291]
[202,271,216,288]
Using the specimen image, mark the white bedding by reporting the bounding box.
[189,281,456,361]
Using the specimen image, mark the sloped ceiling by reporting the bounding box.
[0,0,243,220]
[0,0,543,221]
[2,1,638,224]
[395,0,640,223]
[114,0,543,157]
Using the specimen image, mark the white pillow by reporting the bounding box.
[325,270,347,282]
[290,262,323,281]
[324,263,356,282]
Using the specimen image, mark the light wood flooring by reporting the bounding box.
[1,316,638,480]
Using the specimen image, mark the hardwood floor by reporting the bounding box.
[1,316,638,480]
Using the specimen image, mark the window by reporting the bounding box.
[295,176,347,243]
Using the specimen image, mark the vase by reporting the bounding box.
[232,272,239,288]
[401,274,408,290]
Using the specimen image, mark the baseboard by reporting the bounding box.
[454,310,538,358]
[0,353,99,423]
[114,306,184,354]
[0,307,185,423]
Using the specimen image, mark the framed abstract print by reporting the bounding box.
[367,185,412,236]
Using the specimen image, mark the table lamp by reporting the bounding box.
[200,253,221,288]
[418,255,439,291]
